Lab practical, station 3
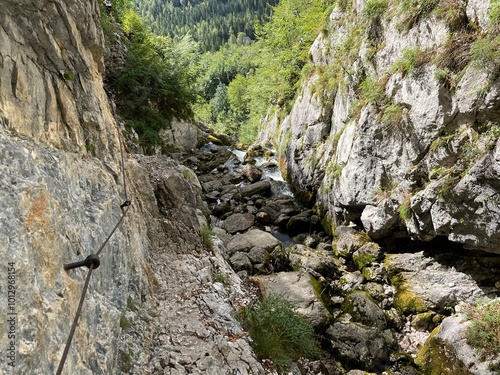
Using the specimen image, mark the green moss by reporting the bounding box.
[120,314,133,329]
[353,251,376,271]
[120,349,133,373]
[416,326,473,375]
[310,274,334,319]
[61,71,74,81]
[394,288,428,315]
[399,195,413,221]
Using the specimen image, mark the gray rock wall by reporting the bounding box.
[0,2,150,373]
[260,0,500,254]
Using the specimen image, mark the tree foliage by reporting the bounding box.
[192,0,331,144]
[108,9,198,151]
[135,0,279,52]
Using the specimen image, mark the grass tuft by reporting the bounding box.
[240,294,320,371]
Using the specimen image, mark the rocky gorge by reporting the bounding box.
[0,1,499,375]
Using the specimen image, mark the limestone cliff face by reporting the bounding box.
[0,0,119,158]
[260,0,500,254]
[0,1,151,373]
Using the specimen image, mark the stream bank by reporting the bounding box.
[174,136,500,375]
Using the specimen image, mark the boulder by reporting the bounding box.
[240,180,271,197]
[385,252,487,315]
[226,229,282,256]
[223,213,255,234]
[242,163,262,182]
[287,211,314,236]
[352,242,383,270]
[289,244,343,277]
[325,321,396,372]
[254,271,332,328]
[341,291,387,330]
[416,315,497,375]
[229,252,253,273]
[333,226,371,258]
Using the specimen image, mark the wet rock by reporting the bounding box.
[242,163,263,182]
[259,197,300,223]
[255,211,270,224]
[287,210,316,236]
[223,213,255,234]
[240,180,271,197]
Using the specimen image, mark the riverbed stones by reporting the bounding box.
[223,213,255,234]
[240,180,271,197]
[225,229,283,274]
[242,163,262,182]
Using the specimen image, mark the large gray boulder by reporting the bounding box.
[225,229,283,274]
[385,252,487,315]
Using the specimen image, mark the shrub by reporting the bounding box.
[470,35,500,75]
[433,0,467,30]
[396,0,439,31]
[359,76,385,104]
[399,194,413,220]
[466,299,500,371]
[240,294,320,371]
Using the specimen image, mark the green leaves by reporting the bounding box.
[110,10,197,152]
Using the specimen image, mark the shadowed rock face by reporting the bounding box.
[259,1,500,254]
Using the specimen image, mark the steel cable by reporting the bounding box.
[56,112,131,374]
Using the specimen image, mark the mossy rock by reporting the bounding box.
[341,290,387,330]
[416,326,473,375]
[393,288,428,315]
[353,242,382,270]
[310,274,334,324]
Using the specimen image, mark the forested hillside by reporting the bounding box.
[135,0,279,51]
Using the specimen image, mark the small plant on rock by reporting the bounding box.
[466,299,500,372]
[399,194,413,221]
[200,224,214,249]
[240,294,320,371]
